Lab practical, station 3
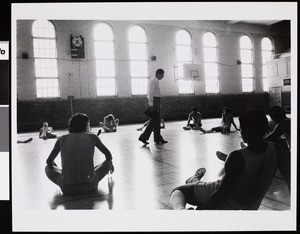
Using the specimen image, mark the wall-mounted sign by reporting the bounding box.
[283,79,291,86]
[70,35,85,58]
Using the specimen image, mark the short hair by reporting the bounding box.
[156,69,164,76]
[191,107,198,112]
[223,107,230,113]
[68,113,89,133]
[239,110,269,137]
[269,106,286,121]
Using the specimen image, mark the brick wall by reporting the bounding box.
[17,93,269,132]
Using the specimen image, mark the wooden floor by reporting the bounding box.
[13,118,290,211]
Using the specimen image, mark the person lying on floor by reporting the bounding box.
[45,113,114,195]
[170,110,277,210]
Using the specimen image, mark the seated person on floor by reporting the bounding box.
[264,106,291,192]
[45,113,114,195]
[137,118,165,131]
[183,107,207,134]
[170,110,277,210]
[39,121,57,139]
[206,107,239,134]
[217,106,291,192]
[98,114,119,135]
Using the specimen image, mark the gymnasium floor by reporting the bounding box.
[13,118,290,211]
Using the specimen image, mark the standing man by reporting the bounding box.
[138,69,168,145]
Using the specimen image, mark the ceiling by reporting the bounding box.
[226,20,283,26]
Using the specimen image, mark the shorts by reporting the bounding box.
[172,180,220,209]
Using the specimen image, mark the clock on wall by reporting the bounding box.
[71,36,83,48]
[70,35,85,58]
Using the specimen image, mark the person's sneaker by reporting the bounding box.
[216,151,227,161]
[185,168,206,184]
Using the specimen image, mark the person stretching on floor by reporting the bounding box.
[97,114,119,136]
[39,121,57,140]
[45,113,114,195]
[170,110,277,210]
[183,107,207,134]
[206,107,239,134]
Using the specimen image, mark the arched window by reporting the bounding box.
[240,35,254,92]
[203,32,219,93]
[176,29,194,94]
[94,23,116,96]
[261,37,274,92]
[32,20,59,98]
[128,25,148,95]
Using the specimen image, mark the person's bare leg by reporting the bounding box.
[170,190,187,210]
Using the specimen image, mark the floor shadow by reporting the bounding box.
[49,178,115,210]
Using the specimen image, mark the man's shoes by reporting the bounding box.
[155,140,168,144]
[216,151,227,161]
[185,168,206,184]
[139,138,149,145]
[183,126,191,130]
[97,129,102,136]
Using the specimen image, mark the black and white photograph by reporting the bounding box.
[10,2,297,232]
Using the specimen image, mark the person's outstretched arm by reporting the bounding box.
[203,151,244,209]
[231,118,239,130]
[264,122,284,142]
[46,137,61,167]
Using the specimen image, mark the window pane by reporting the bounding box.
[206,78,220,93]
[178,80,194,94]
[203,32,217,47]
[95,41,114,59]
[32,20,55,38]
[176,45,192,62]
[204,63,218,77]
[96,78,116,96]
[130,61,148,77]
[241,64,253,77]
[128,26,147,43]
[240,35,252,49]
[176,30,191,45]
[96,60,115,77]
[240,49,252,63]
[131,78,148,95]
[242,78,253,92]
[94,23,114,41]
[35,59,58,77]
[33,39,57,58]
[129,43,147,60]
[36,78,59,98]
[204,47,217,62]
[262,51,272,64]
[262,64,268,78]
[262,37,272,50]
